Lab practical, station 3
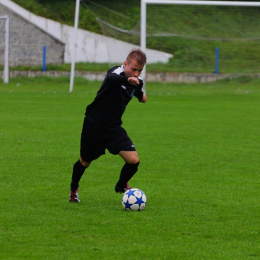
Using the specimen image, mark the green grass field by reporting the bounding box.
[1,77,260,259]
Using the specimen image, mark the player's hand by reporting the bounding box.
[128,77,139,86]
[139,94,147,103]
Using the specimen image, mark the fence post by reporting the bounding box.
[215,47,219,74]
[43,46,46,71]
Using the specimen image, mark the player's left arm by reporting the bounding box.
[139,94,147,103]
[133,80,147,103]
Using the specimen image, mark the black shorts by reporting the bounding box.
[80,118,136,162]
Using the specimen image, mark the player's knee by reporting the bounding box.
[129,160,140,169]
[128,153,139,164]
[79,157,91,167]
[128,157,139,165]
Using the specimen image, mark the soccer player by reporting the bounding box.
[69,49,147,202]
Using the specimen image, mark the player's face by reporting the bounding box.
[124,59,144,78]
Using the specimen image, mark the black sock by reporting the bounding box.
[70,160,87,191]
[117,161,140,188]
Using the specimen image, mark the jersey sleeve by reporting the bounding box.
[134,81,144,101]
[107,67,144,100]
[106,72,129,86]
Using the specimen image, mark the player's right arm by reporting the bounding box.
[107,74,140,87]
[106,73,128,85]
[106,72,146,101]
[127,77,139,86]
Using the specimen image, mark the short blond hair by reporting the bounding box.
[126,49,147,66]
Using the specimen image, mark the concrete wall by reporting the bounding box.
[1,70,258,83]
[0,0,172,65]
[0,4,65,66]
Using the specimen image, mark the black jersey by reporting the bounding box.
[85,65,144,130]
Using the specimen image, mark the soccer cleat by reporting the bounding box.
[126,182,131,190]
[115,182,132,193]
[69,189,80,202]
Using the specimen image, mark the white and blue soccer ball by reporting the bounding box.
[122,188,147,211]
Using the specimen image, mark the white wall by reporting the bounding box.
[0,0,173,64]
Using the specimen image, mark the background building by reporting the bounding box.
[0,3,65,67]
[0,0,172,67]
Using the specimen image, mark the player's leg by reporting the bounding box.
[70,158,91,202]
[119,150,139,164]
[107,127,141,193]
[115,151,140,193]
[71,158,91,190]
[69,118,106,202]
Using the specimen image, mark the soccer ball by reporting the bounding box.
[122,188,147,211]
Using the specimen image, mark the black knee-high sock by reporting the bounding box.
[70,160,87,191]
[117,161,140,188]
